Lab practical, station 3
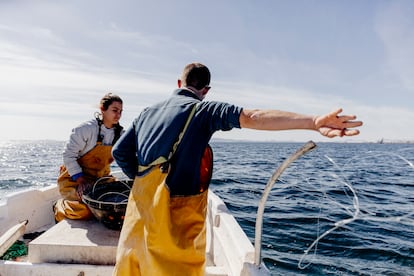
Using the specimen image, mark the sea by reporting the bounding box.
[1,140,414,276]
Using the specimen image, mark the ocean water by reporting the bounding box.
[1,140,414,275]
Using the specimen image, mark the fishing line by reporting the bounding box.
[295,149,414,269]
[298,156,360,269]
[343,151,414,169]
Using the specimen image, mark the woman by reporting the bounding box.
[54,93,124,222]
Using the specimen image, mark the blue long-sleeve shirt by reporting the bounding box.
[112,89,242,196]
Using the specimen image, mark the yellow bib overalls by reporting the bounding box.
[54,141,114,222]
[113,105,213,276]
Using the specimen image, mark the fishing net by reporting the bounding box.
[0,240,27,260]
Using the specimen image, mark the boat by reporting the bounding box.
[0,141,316,275]
[0,183,270,275]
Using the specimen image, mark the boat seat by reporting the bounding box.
[28,219,119,265]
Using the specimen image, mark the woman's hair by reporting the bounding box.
[100,93,123,111]
[180,63,211,90]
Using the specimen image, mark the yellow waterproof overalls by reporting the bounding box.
[54,128,116,222]
[113,106,213,276]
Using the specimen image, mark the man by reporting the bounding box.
[112,62,363,275]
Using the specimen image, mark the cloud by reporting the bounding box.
[375,1,414,92]
[1,1,413,142]
[352,104,414,142]
[0,24,174,141]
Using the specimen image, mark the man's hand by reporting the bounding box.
[314,108,363,138]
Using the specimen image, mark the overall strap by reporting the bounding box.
[138,103,198,173]
[96,118,104,144]
[95,113,123,145]
[168,104,197,160]
[112,124,124,146]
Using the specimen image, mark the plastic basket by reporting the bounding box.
[83,179,133,230]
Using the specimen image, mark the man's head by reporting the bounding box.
[178,63,211,100]
[180,63,211,89]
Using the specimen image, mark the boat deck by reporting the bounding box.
[25,218,225,275]
[1,187,268,276]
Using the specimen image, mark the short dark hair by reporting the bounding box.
[100,93,123,111]
[180,63,211,90]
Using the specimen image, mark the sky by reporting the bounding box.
[0,0,413,143]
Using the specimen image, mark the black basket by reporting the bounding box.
[83,179,133,230]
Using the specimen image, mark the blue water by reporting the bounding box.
[1,140,414,275]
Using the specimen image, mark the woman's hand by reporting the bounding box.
[76,176,91,199]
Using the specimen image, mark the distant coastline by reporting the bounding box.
[210,138,414,144]
[1,138,413,144]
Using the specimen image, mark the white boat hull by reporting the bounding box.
[0,186,269,275]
